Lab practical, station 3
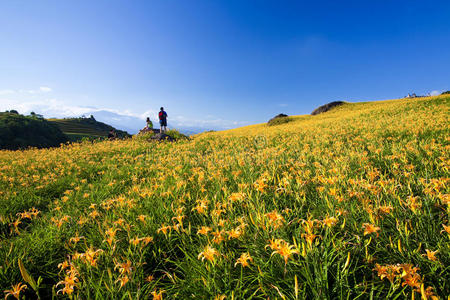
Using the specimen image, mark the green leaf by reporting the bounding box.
[18,258,37,291]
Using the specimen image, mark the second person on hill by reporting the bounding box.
[146,117,153,130]
[159,107,168,133]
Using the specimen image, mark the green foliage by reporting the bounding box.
[441,91,450,95]
[165,129,189,140]
[133,131,156,141]
[0,112,68,150]
[268,116,292,126]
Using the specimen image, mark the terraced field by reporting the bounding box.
[48,118,129,141]
[48,120,107,137]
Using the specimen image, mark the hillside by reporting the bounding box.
[0,112,68,150]
[209,96,448,136]
[0,95,448,299]
[48,116,131,141]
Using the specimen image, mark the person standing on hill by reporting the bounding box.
[159,107,168,133]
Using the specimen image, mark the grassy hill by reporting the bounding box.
[0,112,68,150]
[48,116,131,141]
[0,95,448,299]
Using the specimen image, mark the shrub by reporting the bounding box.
[165,129,189,140]
[311,101,346,115]
[268,115,292,126]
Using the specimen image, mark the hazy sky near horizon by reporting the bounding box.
[1,0,449,129]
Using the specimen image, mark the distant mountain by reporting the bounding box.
[85,110,143,134]
[173,126,207,136]
[87,110,207,135]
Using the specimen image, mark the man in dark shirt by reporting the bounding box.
[158,107,168,133]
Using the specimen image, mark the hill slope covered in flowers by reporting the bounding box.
[0,95,449,299]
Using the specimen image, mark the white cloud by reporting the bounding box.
[0,89,15,95]
[430,90,440,96]
[0,98,93,117]
[278,103,288,107]
[39,86,52,92]
[169,114,249,129]
[0,86,53,95]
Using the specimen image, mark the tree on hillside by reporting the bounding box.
[29,111,44,119]
[441,91,450,95]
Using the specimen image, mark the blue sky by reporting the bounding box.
[1,0,449,131]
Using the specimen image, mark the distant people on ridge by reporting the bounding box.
[108,129,117,140]
[146,117,153,130]
[158,107,168,133]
